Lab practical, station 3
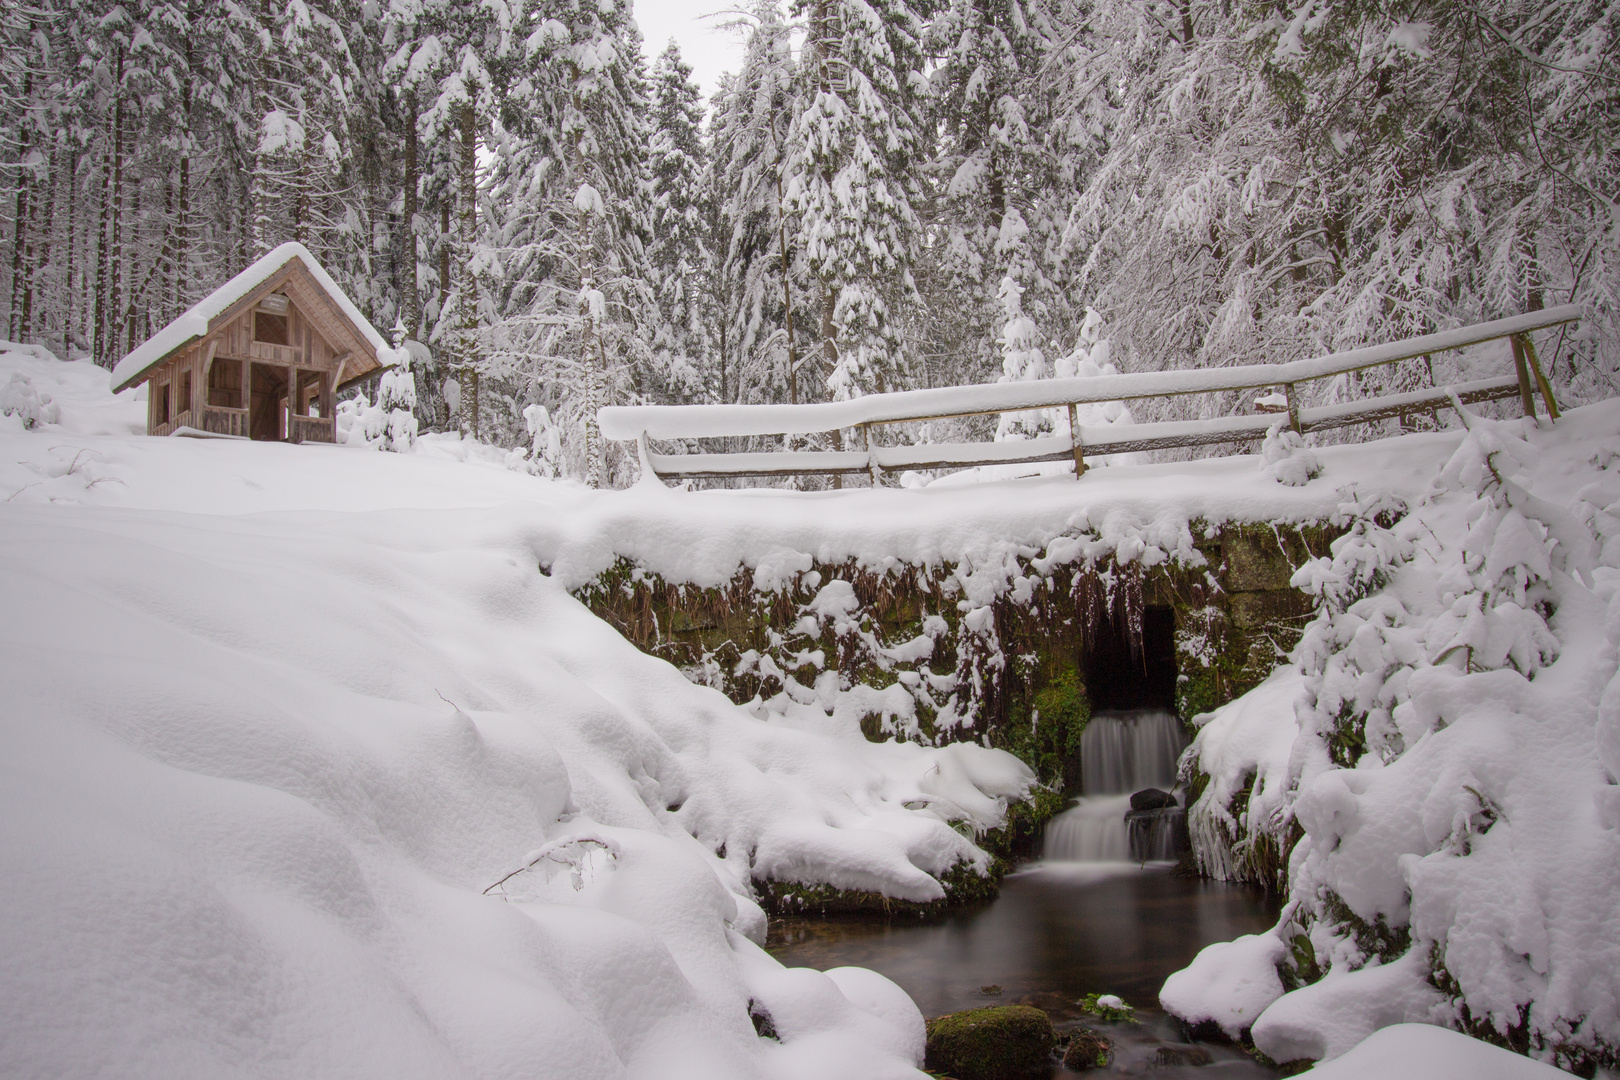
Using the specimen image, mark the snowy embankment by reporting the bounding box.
[1166,400,1620,1073]
[0,348,1036,1079]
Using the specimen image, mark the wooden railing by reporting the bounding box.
[289,414,335,444]
[599,307,1577,481]
[198,406,248,438]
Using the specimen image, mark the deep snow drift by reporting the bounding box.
[0,347,1033,1079]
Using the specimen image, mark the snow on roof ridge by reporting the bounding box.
[110,241,400,393]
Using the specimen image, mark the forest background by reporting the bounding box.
[1,0,1614,485]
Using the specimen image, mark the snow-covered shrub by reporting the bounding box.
[994,276,1050,441]
[505,403,563,478]
[992,298,1135,463]
[1171,408,1620,1072]
[1,371,59,430]
[1260,421,1322,486]
[337,361,418,452]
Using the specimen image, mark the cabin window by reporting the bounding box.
[178,372,192,417]
[207,356,243,408]
[254,311,290,345]
[156,381,171,425]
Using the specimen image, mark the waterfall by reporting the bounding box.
[1043,708,1188,863]
[1078,708,1186,794]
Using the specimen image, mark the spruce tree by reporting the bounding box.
[646,41,707,404]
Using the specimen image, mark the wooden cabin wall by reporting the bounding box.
[148,347,204,438]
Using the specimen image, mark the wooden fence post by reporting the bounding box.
[862,423,882,486]
[636,431,659,484]
[1068,403,1087,477]
[1510,335,1537,418]
[1284,382,1303,433]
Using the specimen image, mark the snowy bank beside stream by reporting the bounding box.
[1166,400,1620,1073]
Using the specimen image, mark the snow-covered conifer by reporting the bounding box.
[925,0,1074,385]
[708,2,807,406]
[646,41,707,404]
[786,0,927,402]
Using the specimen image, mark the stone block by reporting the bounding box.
[1228,589,1316,630]
[1221,532,1296,592]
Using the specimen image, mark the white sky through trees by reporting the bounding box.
[633,0,748,104]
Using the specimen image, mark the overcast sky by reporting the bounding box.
[633,0,752,108]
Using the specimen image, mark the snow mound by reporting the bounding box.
[1303,1023,1569,1080]
[1250,949,1449,1062]
[1159,932,1286,1039]
[1,344,144,437]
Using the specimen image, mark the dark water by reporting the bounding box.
[767,862,1283,1076]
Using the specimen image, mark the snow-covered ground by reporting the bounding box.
[5,344,1618,1077]
[0,347,1032,1079]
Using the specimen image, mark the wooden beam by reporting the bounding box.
[645,378,1524,479]
[600,307,1583,441]
[283,265,373,365]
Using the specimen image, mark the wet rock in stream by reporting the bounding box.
[1060,1028,1112,1070]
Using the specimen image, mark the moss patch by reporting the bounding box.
[756,856,1008,919]
[925,1005,1056,1080]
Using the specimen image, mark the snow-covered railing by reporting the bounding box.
[599,307,1577,481]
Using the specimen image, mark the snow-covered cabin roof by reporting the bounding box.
[111,242,402,394]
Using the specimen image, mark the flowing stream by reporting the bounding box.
[766,707,1283,1075]
[768,865,1281,1076]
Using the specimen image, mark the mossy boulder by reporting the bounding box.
[925,1005,1055,1080]
[1060,1029,1110,1070]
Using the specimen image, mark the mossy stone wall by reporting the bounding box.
[575,522,1335,797]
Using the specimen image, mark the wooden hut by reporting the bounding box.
[110,243,400,443]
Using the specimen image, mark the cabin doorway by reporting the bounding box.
[249,364,288,441]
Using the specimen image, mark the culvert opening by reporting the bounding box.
[1045,606,1189,862]
[1084,605,1177,712]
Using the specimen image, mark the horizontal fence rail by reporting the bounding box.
[599,307,1577,482]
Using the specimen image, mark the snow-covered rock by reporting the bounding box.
[1159,931,1287,1039]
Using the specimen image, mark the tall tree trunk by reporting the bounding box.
[23,137,61,342]
[64,150,77,342]
[775,167,798,405]
[94,112,113,364]
[403,89,419,338]
[174,1,195,311]
[581,277,600,486]
[250,0,273,257]
[158,175,175,327]
[122,144,140,357]
[439,199,450,306]
[113,99,130,358]
[8,66,33,340]
[458,101,478,439]
[293,139,310,246]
